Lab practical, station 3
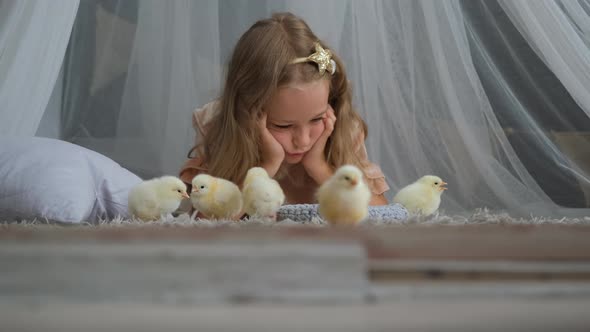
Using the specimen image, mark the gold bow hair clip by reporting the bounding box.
[290,42,337,75]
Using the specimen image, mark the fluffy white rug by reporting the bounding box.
[4,208,590,228]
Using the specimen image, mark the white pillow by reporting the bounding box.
[0,137,142,223]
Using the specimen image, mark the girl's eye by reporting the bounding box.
[273,124,291,129]
[311,117,323,122]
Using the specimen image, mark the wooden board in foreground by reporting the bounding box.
[2,224,590,260]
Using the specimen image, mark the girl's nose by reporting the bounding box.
[293,127,310,149]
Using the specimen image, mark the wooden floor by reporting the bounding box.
[1,224,590,331]
[3,299,590,331]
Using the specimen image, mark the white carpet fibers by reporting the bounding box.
[3,208,589,228]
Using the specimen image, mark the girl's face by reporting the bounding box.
[265,79,330,164]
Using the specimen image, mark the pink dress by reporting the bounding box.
[179,101,390,204]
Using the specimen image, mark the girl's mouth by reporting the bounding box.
[287,152,305,158]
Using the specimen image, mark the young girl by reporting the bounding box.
[180,12,389,206]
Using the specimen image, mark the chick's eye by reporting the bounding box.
[200,185,205,189]
[344,176,350,181]
[434,182,439,185]
[177,189,181,193]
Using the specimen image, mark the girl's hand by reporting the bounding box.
[302,105,336,183]
[259,112,285,177]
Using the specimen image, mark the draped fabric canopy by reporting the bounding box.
[2,0,589,217]
[0,0,79,136]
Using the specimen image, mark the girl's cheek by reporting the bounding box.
[310,122,325,141]
[270,131,290,149]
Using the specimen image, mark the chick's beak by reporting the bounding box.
[182,192,190,199]
[440,181,448,191]
[350,178,358,186]
[191,187,198,193]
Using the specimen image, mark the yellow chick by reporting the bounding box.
[190,174,243,220]
[392,175,447,215]
[242,167,285,220]
[128,176,190,221]
[317,165,371,226]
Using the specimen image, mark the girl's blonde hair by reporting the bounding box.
[200,12,368,184]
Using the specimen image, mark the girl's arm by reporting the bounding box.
[307,162,334,186]
[370,193,388,206]
[353,128,390,206]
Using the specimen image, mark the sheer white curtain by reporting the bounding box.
[337,0,589,217]
[487,0,590,215]
[46,0,589,217]
[498,0,590,118]
[0,0,79,136]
